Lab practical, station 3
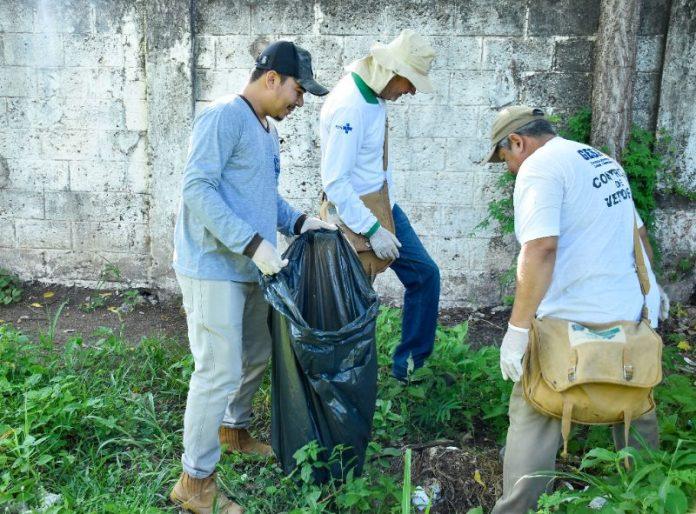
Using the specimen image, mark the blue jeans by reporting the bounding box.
[389,204,441,379]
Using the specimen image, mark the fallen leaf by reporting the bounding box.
[677,340,692,351]
[30,302,42,308]
[99,292,113,298]
[473,470,485,487]
[107,306,120,314]
[43,291,55,299]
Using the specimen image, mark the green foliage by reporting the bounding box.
[79,263,123,313]
[0,268,23,306]
[376,307,513,443]
[402,448,412,514]
[536,441,696,513]
[475,172,515,235]
[667,254,695,282]
[654,373,696,450]
[1,306,693,513]
[0,325,190,511]
[621,126,662,230]
[557,107,592,144]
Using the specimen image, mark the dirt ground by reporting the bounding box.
[0,281,509,347]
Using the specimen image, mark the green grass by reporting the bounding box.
[0,307,694,513]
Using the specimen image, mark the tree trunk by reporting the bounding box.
[591,0,642,159]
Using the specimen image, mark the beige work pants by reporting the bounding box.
[177,274,271,479]
[491,382,659,514]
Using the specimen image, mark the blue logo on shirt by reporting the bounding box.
[274,155,280,179]
[336,122,353,134]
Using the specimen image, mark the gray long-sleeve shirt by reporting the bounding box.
[173,95,302,282]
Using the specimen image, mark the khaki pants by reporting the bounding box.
[491,382,659,514]
[177,274,271,478]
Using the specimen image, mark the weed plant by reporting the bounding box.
[374,307,512,444]
[536,441,696,513]
[0,268,23,306]
[0,306,509,513]
[1,306,693,513]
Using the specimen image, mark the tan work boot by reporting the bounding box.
[219,426,273,457]
[170,472,243,514]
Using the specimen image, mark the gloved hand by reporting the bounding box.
[251,240,288,275]
[500,323,530,382]
[368,226,401,260]
[658,284,670,321]
[300,217,337,234]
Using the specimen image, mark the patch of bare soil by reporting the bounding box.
[390,444,503,513]
[2,282,513,349]
[0,282,187,345]
[439,306,510,349]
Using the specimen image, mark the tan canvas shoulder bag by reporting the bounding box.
[522,216,663,459]
[319,118,395,277]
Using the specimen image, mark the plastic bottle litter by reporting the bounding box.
[588,496,608,509]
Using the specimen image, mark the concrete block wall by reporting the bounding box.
[654,0,696,301]
[0,0,151,287]
[0,0,692,306]
[193,0,671,307]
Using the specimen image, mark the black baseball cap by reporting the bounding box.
[255,41,329,96]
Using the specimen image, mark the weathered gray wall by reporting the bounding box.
[0,0,692,306]
[0,0,151,286]
[654,0,696,301]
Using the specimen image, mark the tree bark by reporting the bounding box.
[591,0,642,159]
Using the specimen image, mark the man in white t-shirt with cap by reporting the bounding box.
[319,30,441,383]
[485,106,670,513]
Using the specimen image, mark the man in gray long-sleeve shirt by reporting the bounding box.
[170,41,332,514]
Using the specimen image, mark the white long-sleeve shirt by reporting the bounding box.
[319,73,394,234]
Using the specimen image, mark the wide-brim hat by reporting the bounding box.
[370,30,435,94]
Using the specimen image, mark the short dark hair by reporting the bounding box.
[249,67,289,84]
[498,119,556,150]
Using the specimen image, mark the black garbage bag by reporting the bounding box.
[260,229,379,482]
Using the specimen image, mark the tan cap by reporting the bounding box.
[485,106,547,163]
[369,29,436,93]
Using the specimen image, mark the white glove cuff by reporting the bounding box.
[507,323,529,334]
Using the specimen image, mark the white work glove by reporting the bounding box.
[368,226,401,260]
[251,240,288,275]
[300,217,337,234]
[658,284,670,321]
[500,323,530,382]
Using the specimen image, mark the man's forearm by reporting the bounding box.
[509,238,557,329]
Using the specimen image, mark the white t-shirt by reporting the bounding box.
[319,74,394,234]
[514,137,659,327]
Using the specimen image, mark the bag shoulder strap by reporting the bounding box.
[382,116,388,171]
[632,213,651,319]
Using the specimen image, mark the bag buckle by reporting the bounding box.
[568,367,576,382]
[623,364,634,381]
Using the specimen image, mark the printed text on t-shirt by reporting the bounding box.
[578,148,632,208]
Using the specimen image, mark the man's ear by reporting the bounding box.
[265,70,280,90]
[508,133,524,151]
